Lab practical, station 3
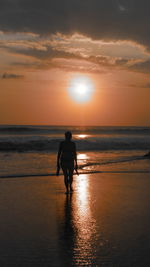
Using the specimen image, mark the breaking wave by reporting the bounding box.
[0,136,149,152]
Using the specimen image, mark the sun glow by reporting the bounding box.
[68,76,94,103]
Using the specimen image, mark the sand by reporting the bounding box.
[0,173,150,266]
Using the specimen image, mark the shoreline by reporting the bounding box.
[0,169,150,179]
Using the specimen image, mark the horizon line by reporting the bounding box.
[0,124,150,128]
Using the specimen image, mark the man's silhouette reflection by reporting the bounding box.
[59,193,76,266]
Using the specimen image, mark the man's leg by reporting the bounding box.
[62,166,69,193]
[68,166,74,192]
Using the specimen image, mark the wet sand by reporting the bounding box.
[0,173,150,266]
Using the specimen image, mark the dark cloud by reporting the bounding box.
[1,73,24,79]
[5,45,137,72]
[115,58,129,66]
[87,55,131,70]
[0,0,150,50]
[88,55,111,65]
[129,60,150,73]
[7,45,81,61]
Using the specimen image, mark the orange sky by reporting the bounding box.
[0,66,150,126]
[0,3,150,126]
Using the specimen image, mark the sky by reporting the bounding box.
[0,0,150,126]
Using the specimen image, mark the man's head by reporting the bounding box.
[65,131,72,140]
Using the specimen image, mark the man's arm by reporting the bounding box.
[74,143,79,175]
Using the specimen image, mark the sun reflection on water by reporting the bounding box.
[76,134,89,139]
[77,153,89,160]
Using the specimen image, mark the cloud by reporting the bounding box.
[115,58,129,65]
[7,47,148,74]
[0,0,150,51]
[129,60,150,73]
[1,31,149,73]
[129,82,150,88]
[1,73,24,79]
[50,57,106,73]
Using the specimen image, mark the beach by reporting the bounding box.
[0,172,150,266]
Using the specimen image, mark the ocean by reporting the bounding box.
[0,125,150,178]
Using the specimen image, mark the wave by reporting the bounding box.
[0,125,149,152]
[80,155,145,169]
[0,125,40,134]
[0,139,61,152]
[0,137,149,152]
[0,125,150,135]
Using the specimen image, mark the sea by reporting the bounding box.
[0,125,150,178]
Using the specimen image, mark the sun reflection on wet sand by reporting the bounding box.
[73,174,97,265]
[61,174,98,265]
[77,153,89,171]
[75,174,90,216]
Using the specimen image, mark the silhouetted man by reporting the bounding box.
[56,131,78,193]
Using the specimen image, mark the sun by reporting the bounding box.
[76,84,87,95]
[68,76,94,103]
